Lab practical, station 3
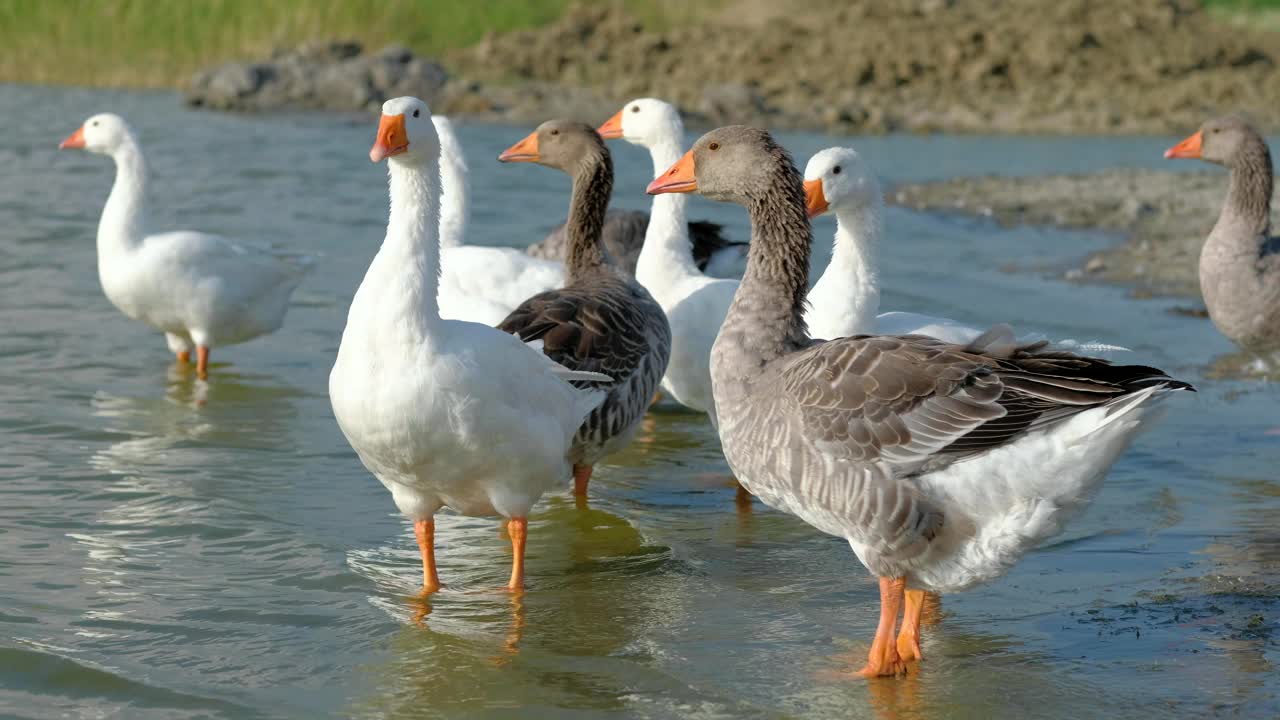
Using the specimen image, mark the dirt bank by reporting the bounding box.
[445,0,1280,134]
[889,168,1280,298]
[187,0,1280,135]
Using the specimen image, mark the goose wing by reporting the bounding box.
[498,279,659,384]
[777,327,1190,473]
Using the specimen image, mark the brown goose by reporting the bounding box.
[650,126,1191,678]
[498,121,672,497]
[529,207,747,279]
[1165,116,1280,359]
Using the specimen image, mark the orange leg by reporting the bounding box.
[896,588,925,662]
[414,519,441,593]
[651,390,663,405]
[734,481,753,511]
[858,576,909,678]
[506,517,528,591]
[196,346,210,379]
[176,350,191,364]
[572,464,593,497]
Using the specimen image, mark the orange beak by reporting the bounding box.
[647,149,697,195]
[498,131,539,163]
[59,126,86,150]
[370,114,408,163]
[1164,130,1202,160]
[803,179,829,218]
[597,109,625,140]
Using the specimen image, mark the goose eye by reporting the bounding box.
[709,142,720,151]
[1211,128,1220,134]
[92,121,99,127]
[550,129,559,136]
[630,106,639,113]
[832,165,842,175]
[412,109,420,118]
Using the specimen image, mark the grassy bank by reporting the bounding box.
[0,0,720,89]
[1206,0,1280,28]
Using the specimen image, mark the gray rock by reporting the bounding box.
[186,62,272,108]
[186,43,449,112]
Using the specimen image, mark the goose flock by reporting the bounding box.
[62,94,1280,681]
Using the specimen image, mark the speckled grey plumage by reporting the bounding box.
[693,126,1191,580]
[499,121,671,467]
[1187,117,1280,354]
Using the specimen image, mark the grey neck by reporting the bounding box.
[564,149,613,284]
[729,159,813,362]
[1221,137,1274,247]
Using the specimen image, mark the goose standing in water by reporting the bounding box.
[58,113,313,378]
[1165,116,1280,362]
[498,121,671,497]
[595,98,739,421]
[650,126,1192,677]
[330,98,610,592]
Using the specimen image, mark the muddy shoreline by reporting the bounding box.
[891,168,1280,301]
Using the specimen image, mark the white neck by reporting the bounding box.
[635,131,700,290]
[810,197,882,336]
[435,123,468,248]
[361,156,443,338]
[97,138,147,258]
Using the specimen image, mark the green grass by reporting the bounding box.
[1204,0,1280,29]
[0,0,574,88]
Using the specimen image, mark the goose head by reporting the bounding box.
[58,113,133,155]
[498,120,606,175]
[597,98,682,149]
[1165,116,1261,167]
[370,96,437,165]
[647,125,795,206]
[802,147,882,219]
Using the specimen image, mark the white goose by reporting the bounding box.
[329,97,610,592]
[596,98,738,421]
[803,147,984,343]
[430,115,564,326]
[802,147,1125,354]
[58,113,314,378]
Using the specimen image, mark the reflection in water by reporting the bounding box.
[348,501,672,718]
[73,369,306,645]
[1207,349,1280,381]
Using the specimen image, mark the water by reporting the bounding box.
[1,84,1276,719]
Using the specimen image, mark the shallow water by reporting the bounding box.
[1,84,1276,719]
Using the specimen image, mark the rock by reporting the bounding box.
[186,63,271,108]
[185,44,448,112]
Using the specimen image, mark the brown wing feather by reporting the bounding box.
[498,277,656,384]
[778,332,1191,471]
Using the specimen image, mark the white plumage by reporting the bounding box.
[59,113,313,376]
[329,97,608,591]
